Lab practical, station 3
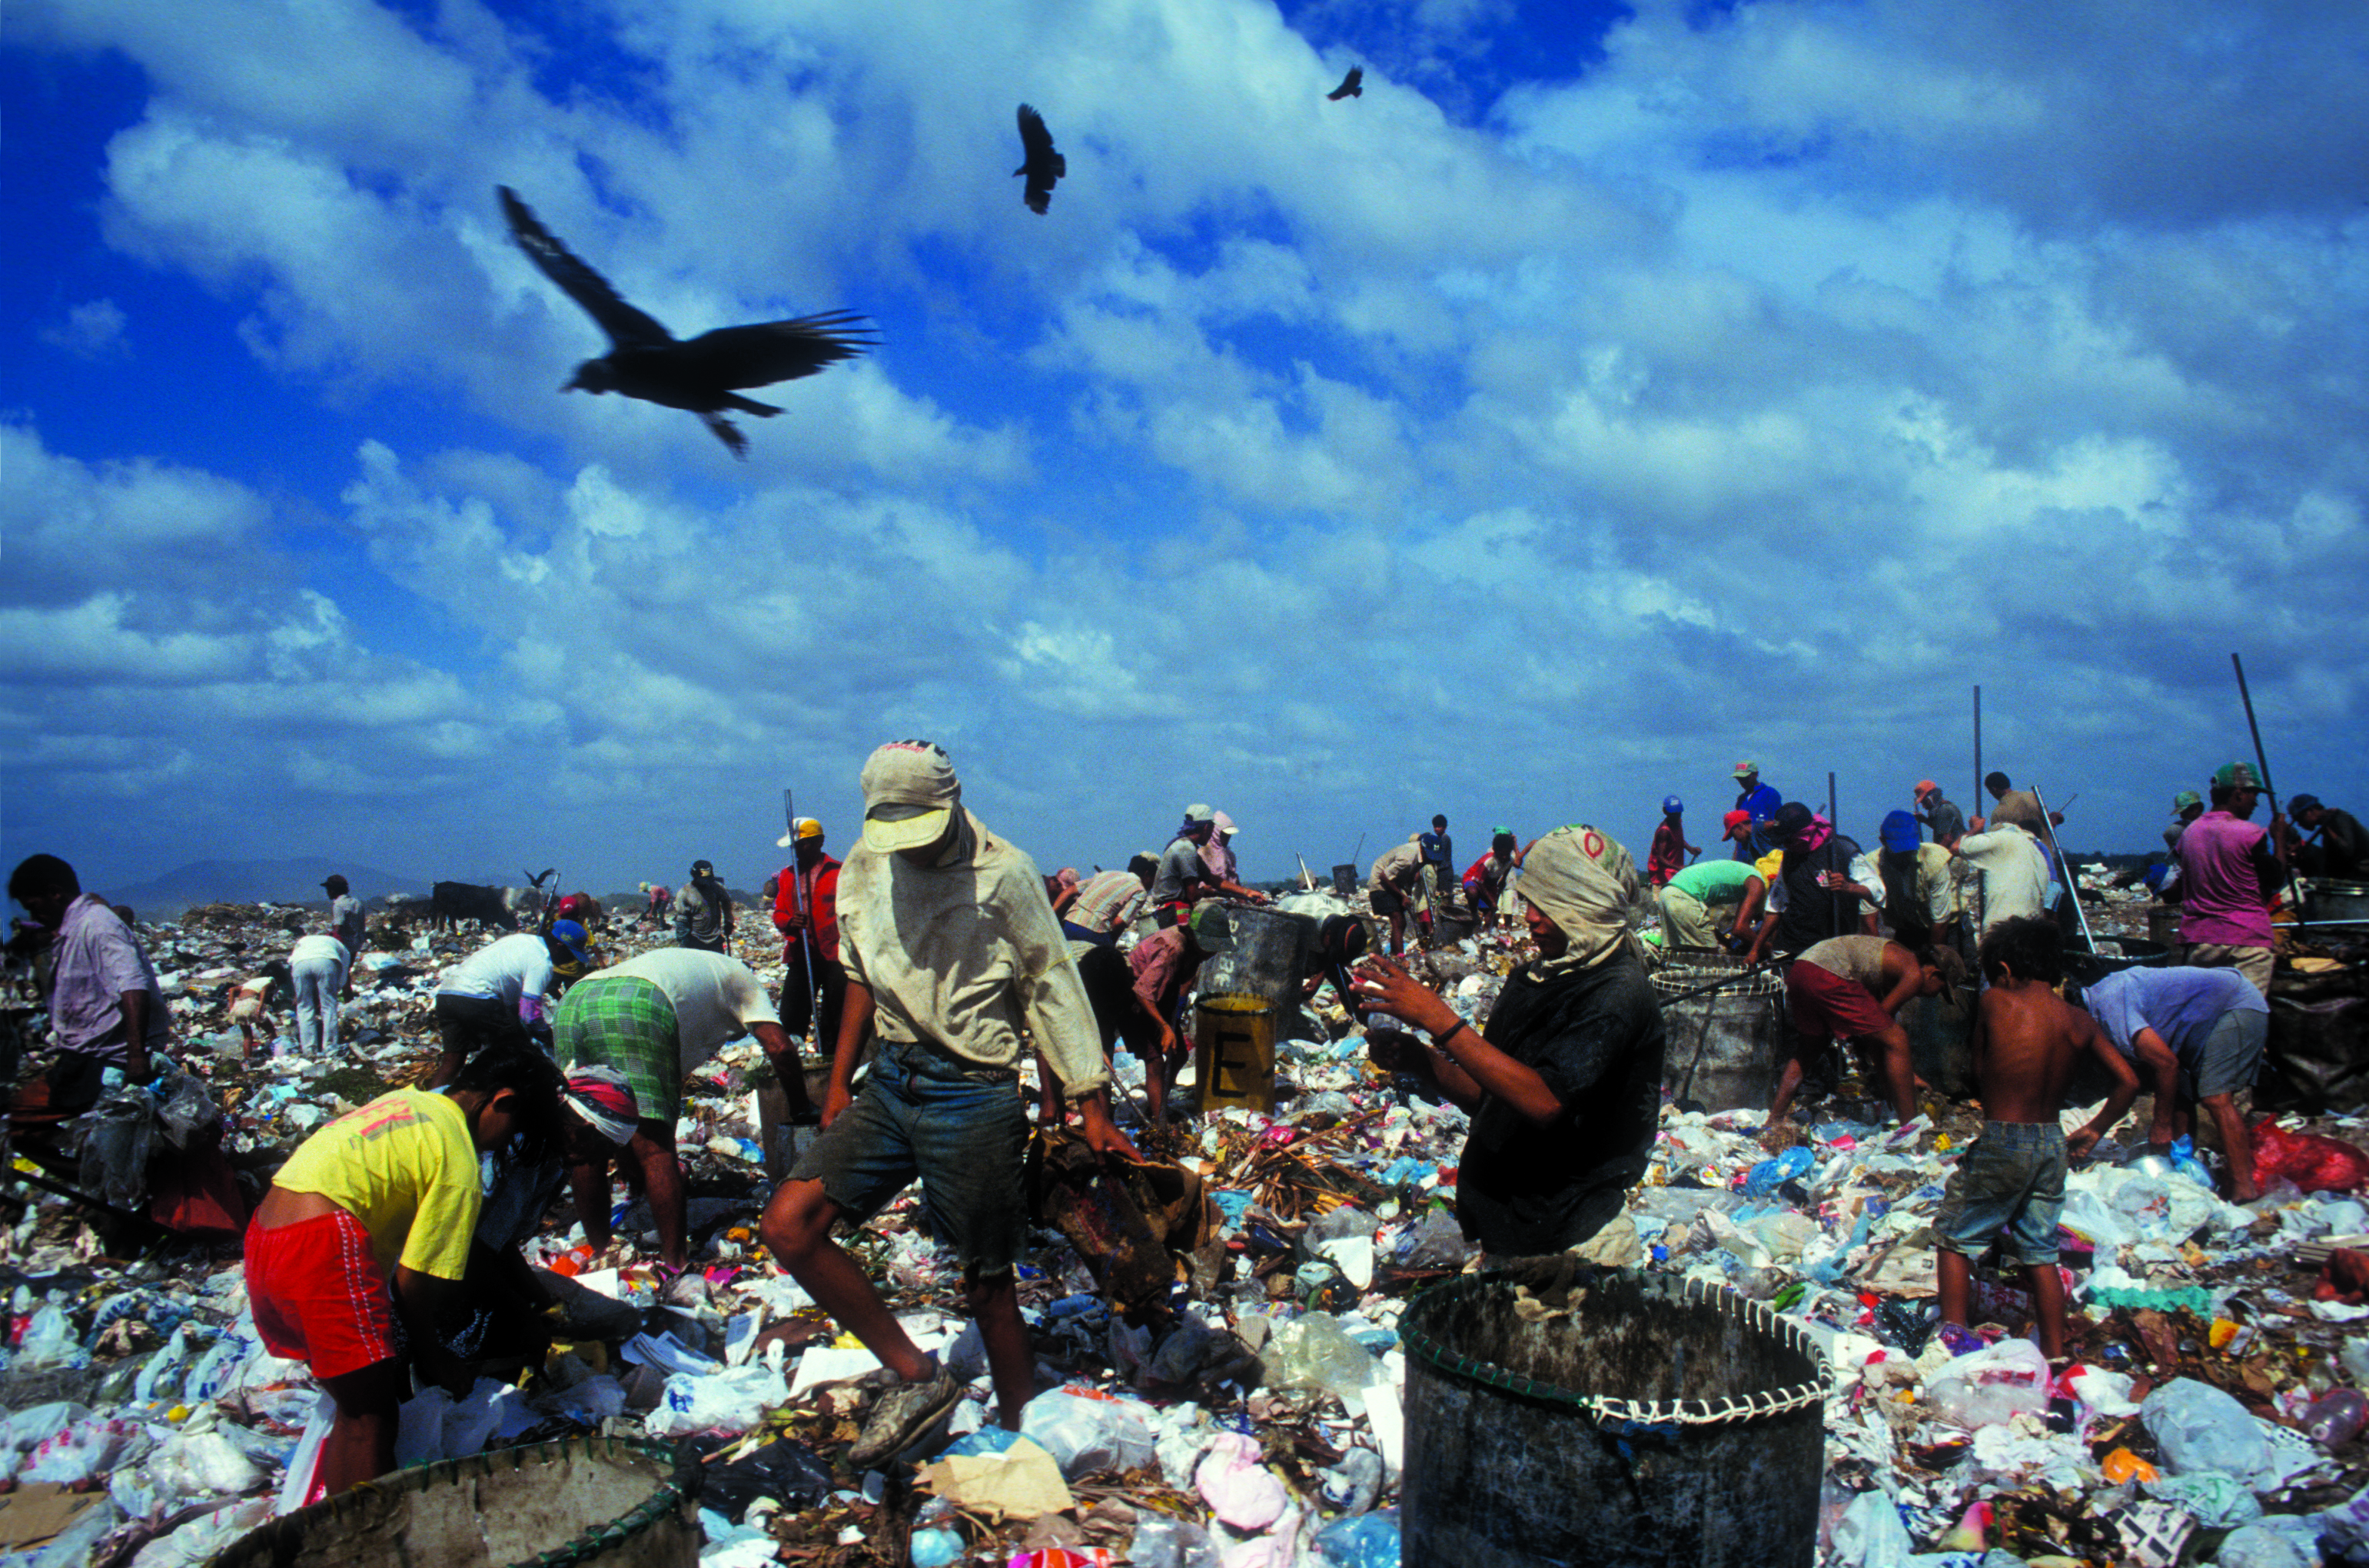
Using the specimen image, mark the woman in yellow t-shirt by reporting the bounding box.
[245,1047,563,1500]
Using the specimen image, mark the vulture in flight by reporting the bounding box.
[1015,105,1065,214]
[1327,66,1363,100]
[497,185,875,458]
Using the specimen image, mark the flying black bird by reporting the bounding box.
[1015,104,1065,214]
[497,185,875,458]
[1327,66,1363,100]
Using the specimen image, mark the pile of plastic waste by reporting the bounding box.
[0,896,2364,1568]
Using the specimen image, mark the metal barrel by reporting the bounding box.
[1192,905,1320,1008]
[1400,1272,1828,1568]
[1193,993,1278,1113]
[1651,953,1783,1112]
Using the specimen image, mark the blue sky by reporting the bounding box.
[5,0,2365,896]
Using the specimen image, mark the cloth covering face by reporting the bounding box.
[1517,824,1644,975]
[837,809,1110,1095]
[270,1088,482,1281]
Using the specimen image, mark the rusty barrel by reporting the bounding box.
[1193,993,1279,1113]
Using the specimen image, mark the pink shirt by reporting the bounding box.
[2176,810,2278,948]
[48,895,170,1061]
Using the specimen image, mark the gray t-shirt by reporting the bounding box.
[1148,837,1206,905]
[331,894,367,951]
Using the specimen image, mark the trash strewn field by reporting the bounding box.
[1,885,2364,1568]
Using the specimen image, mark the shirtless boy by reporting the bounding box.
[1935,918,2140,1359]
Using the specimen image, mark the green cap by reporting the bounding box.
[2171,789,2202,813]
[2212,762,2261,791]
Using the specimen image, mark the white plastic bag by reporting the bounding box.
[1019,1387,1158,1478]
[1828,1490,1914,1568]
[1922,1339,2049,1430]
[2142,1378,2274,1487]
[643,1364,789,1438]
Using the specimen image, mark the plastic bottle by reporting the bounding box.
[1314,1510,1401,1568]
[2301,1389,2368,1449]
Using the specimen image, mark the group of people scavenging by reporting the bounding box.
[1,737,2335,1501]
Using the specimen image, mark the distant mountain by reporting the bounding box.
[101,858,432,919]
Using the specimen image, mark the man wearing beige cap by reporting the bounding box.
[759,740,1141,1466]
[1731,761,1782,860]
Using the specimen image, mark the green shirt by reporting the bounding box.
[1668,859,1756,906]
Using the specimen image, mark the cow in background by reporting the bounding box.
[430,868,557,932]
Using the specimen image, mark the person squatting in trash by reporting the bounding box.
[426,921,592,1085]
[1353,823,1666,1258]
[759,742,1141,1467]
[1934,918,2139,1361]
[244,1045,569,1499]
[557,947,812,1274]
[1765,934,1952,1135]
[2076,964,2270,1203]
[1460,828,1520,928]
[460,1067,643,1367]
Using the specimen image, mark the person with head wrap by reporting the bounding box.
[1353,824,1665,1257]
[460,1067,642,1369]
[555,948,807,1274]
[1743,803,1879,962]
[674,859,735,952]
[1150,806,1268,919]
[761,741,1141,1467]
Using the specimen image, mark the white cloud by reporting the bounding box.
[39,299,130,358]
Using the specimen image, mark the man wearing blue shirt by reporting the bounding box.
[2078,965,2268,1201]
[1731,762,1783,860]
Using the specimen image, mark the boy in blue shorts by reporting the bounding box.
[1934,919,2138,1359]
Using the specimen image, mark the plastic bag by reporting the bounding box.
[1195,1432,1288,1531]
[1261,1314,1377,1404]
[2141,1378,2274,1487]
[12,1304,87,1373]
[1828,1490,1914,1568]
[0,1403,88,1476]
[154,1073,221,1151]
[77,1090,154,1210]
[2214,1517,2322,1568]
[1922,1339,2049,1430]
[1393,1211,1467,1269]
[20,1414,141,1486]
[1018,1388,1157,1478]
[1128,1517,1224,1568]
[643,1363,789,1438]
[1314,1510,1400,1568]
[2251,1119,2369,1194]
[703,1438,834,1521]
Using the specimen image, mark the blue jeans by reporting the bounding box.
[788,1036,1029,1281]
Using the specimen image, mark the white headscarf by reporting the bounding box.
[1519,823,1645,975]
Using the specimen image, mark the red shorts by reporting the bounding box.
[244,1210,397,1380]
[1787,960,1895,1046]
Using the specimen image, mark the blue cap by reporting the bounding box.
[1662,796,1683,816]
[547,919,591,966]
[1879,810,1921,853]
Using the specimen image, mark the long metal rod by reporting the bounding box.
[1828,769,1841,938]
[2032,785,2094,950]
[2232,652,2308,926]
[1973,685,1982,816]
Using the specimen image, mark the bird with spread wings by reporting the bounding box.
[1327,66,1364,100]
[1015,105,1065,214]
[499,186,875,458]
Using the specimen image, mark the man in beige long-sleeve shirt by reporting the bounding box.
[760,741,1140,1465]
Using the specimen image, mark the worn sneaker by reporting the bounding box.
[846,1372,962,1469]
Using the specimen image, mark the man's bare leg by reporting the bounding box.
[965,1271,1035,1429]
[2200,1093,2260,1201]
[760,1178,932,1383]
[1936,1249,1974,1334]
[2024,1261,2067,1360]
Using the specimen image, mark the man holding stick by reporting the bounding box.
[2170,762,2285,995]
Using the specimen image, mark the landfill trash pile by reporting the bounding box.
[1,900,2365,1568]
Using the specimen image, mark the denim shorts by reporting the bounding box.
[789,1035,1030,1281]
[1933,1121,2066,1267]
